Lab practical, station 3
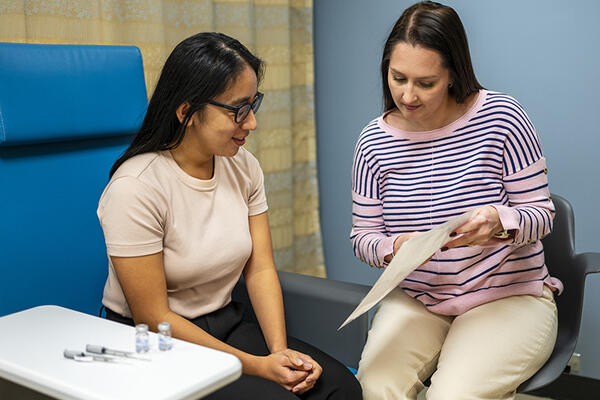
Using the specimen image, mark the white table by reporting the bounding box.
[0,305,241,399]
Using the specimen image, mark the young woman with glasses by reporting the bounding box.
[351,2,561,399]
[98,32,361,400]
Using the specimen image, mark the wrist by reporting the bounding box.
[242,354,264,376]
[385,233,409,263]
[392,234,404,253]
[270,345,287,354]
[267,337,287,354]
[393,233,413,252]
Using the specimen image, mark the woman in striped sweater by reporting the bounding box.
[351,2,561,399]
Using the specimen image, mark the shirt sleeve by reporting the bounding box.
[492,157,554,245]
[97,176,165,257]
[350,138,397,268]
[247,154,268,216]
[490,96,554,245]
[351,192,399,268]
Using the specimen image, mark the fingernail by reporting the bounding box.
[296,358,303,364]
[449,232,457,237]
[304,363,312,369]
[441,247,448,252]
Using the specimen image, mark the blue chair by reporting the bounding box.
[0,40,147,398]
[0,42,147,317]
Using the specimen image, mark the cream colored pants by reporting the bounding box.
[357,286,557,400]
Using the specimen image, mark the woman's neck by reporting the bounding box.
[169,145,214,180]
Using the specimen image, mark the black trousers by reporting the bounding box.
[105,302,362,400]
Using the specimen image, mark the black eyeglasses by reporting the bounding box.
[208,92,264,123]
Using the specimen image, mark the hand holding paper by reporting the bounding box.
[338,210,474,330]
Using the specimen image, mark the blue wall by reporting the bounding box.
[314,0,600,379]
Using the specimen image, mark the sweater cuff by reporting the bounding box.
[377,234,399,267]
[491,204,520,231]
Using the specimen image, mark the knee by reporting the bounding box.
[320,365,363,400]
[358,368,421,400]
[335,372,363,400]
[427,376,514,400]
[360,378,395,400]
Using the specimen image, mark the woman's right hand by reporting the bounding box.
[393,231,423,254]
[384,231,423,263]
[257,351,311,391]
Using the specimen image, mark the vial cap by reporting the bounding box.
[158,322,171,332]
[135,323,149,332]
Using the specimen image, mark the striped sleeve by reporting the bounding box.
[489,94,554,245]
[350,191,397,268]
[493,157,554,245]
[350,134,396,268]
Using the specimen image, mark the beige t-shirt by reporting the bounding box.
[97,148,268,318]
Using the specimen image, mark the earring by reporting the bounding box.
[448,82,454,88]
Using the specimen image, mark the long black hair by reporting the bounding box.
[381,1,483,111]
[110,32,264,177]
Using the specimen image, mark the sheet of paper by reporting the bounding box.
[338,210,474,330]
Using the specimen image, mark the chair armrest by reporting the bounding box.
[232,271,370,369]
[277,271,370,369]
[576,252,600,275]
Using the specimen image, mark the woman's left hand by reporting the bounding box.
[443,205,505,249]
[276,348,322,394]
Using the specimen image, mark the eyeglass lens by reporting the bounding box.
[236,94,263,123]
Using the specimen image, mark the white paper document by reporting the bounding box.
[339,210,474,330]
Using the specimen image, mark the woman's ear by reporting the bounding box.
[175,102,192,126]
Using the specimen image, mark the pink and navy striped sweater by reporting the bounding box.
[351,90,563,315]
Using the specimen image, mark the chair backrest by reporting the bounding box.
[518,193,581,392]
[0,43,146,317]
